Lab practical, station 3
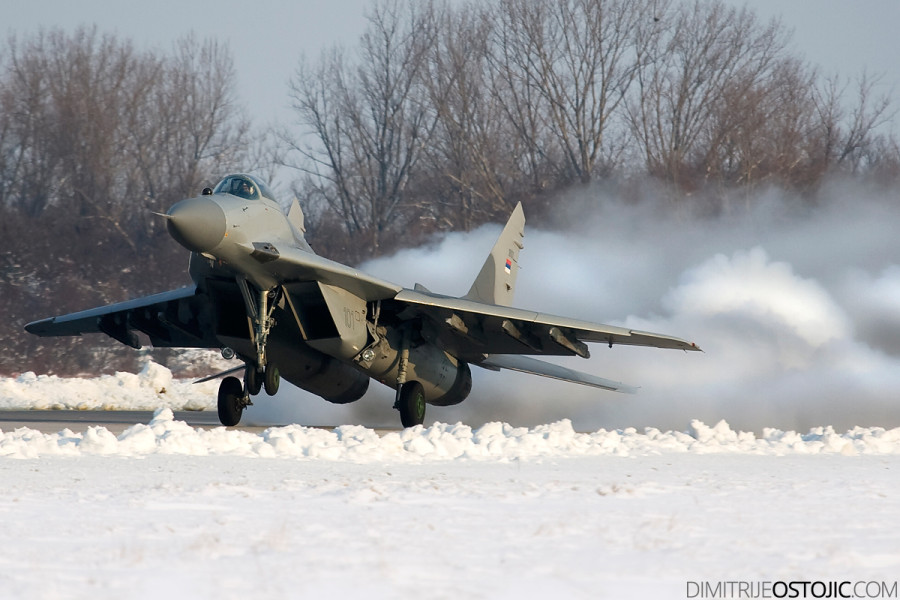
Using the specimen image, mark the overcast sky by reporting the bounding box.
[5,0,899,132]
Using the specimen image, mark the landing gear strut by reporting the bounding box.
[237,278,282,398]
[393,326,425,427]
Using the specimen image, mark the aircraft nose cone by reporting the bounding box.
[166,197,226,253]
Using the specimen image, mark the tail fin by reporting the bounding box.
[464,202,525,306]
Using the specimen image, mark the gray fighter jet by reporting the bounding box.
[26,174,700,427]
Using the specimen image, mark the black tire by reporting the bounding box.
[245,364,262,396]
[398,381,426,428]
[217,376,245,426]
[264,363,280,396]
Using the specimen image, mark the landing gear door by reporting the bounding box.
[286,281,368,360]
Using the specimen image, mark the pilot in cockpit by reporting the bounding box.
[239,180,254,199]
[213,175,262,200]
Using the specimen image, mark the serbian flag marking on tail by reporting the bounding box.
[505,258,512,274]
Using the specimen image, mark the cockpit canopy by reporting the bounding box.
[212,174,276,202]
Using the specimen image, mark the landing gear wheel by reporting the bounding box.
[217,376,246,426]
[398,381,426,428]
[245,364,262,396]
[264,363,280,396]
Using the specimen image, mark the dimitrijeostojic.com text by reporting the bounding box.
[686,581,899,599]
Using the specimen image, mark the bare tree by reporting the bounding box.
[627,0,792,189]
[0,32,57,216]
[811,71,895,176]
[285,0,438,256]
[704,66,896,192]
[702,56,820,190]
[161,36,251,194]
[487,0,651,187]
[419,2,520,230]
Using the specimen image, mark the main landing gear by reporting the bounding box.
[392,326,426,428]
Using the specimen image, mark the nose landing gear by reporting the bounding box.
[264,363,280,396]
[216,280,283,426]
[244,361,280,398]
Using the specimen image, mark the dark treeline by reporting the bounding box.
[2,0,898,375]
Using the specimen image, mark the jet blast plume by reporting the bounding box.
[247,179,900,432]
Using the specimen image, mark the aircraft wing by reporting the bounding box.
[389,288,697,392]
[25,286,219,349]
[393,288,700,359]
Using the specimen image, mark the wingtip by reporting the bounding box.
[24,317,52,335]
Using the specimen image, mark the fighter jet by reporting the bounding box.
[26,174,700,427]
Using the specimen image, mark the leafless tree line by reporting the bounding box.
[284,0,897,258]
[2,2,896,266]
[0,27,255,374]
[0,28,252,234]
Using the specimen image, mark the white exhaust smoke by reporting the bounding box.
[247,179,900,432]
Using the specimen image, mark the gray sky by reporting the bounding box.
[3,0,370,126]
[5,0,899,130]
[724,0,900,100]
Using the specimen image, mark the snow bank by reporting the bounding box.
[3,361,898,460]
[0,362,216,411]
[1,408,898,460]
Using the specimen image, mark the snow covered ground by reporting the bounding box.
[0,361,218,413]
[1,368,899,599]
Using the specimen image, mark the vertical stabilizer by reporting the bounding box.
[464,202,525,306]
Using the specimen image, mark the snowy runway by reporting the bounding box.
[1,411,898,599]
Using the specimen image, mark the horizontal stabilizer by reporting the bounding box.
[475,355,637,393]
